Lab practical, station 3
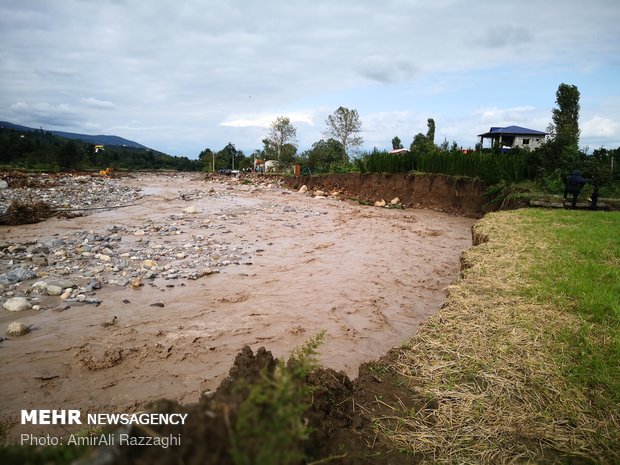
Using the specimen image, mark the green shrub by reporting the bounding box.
[230,332,325,465]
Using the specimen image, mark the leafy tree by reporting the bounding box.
[540,83,581,172]
[305,138,345,171]
[409,118,437,156]
[261,138,276,160]
[426,118,436,144]
[57,140,83,170]
[267,116,297,162]
[198,148,215,172]
[410,133,433,155]
[549,83,580,148]
[323,106,363,162]
[216,143,245,170]
[392,136,403,150]
[279,143,297,166]
[584,148,617,190]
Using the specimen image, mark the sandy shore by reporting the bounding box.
[0,173,474,439]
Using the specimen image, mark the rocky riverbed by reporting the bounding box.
[0,172,474,440]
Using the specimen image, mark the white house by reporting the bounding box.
[478,126,546,150]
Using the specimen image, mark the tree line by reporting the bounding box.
[0,128,202,172]
[358,84,619,195]
[198,106,365,174]
[3,85,617,196]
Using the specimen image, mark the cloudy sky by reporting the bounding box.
[1,0,619,157]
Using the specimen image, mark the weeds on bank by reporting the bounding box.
[230,331,325,465]
[378,209,619,464]
[0,425,90,465]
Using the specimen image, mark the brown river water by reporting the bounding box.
[0,173,474,439]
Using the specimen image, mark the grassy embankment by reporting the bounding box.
[376,209,619,464]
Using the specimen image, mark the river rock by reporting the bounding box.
[3,297,31,312]
[0,268,38,285]
[189,268,215,280]
[32,256,48,266]
[31,244,50,255]
[0,180,8,189]
[183,206,198,214]
[142,259,157,269]
[374,199,386,207]
[60,290,72,300]
[46,285,63,296]
[390,197,401,205]
[7,322,30,337]
[52,279,79,289]
[298,185,308,193]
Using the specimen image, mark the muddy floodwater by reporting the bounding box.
[0,173,474,438]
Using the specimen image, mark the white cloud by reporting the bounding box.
[581,116,620,138]
[8,101,77,128]
[473,106,537,124]
[81,97,115,110]
[220,110,319,129]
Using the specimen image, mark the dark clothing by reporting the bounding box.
[565,171,585,193]
[590,189,599,211]
[564,170,585,208]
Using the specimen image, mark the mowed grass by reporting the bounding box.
[524,210,620,407]
[377,209,619,464]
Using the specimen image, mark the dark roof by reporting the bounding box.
[478,125,547,137]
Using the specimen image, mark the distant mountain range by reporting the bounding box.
[0,121,148,149]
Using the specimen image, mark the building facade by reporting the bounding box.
[478,126,546,150]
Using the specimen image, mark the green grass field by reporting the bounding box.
[523,210,620,407]
[379,208,619,464]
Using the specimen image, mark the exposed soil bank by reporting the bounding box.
[282,173,491,217]
[107,345,421,465]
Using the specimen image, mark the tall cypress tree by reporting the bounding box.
[542,83,581,171]
[551,83,580,149]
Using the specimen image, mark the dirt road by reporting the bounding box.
[0,173,474,439]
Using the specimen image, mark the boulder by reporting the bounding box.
[7,322,30,337]
[3,297,31,312]
[374,199,386,207]
[46,285,63,296]
[298,185,308,193]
